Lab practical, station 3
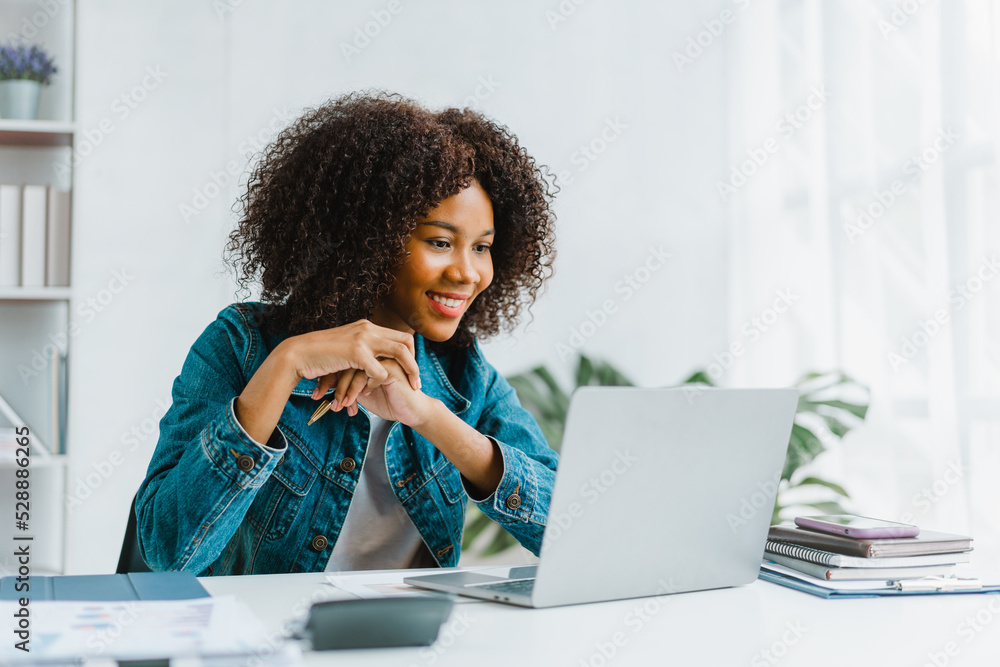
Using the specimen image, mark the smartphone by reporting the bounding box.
[794,514,919,539]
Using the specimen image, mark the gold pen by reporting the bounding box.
[307,398,333,426]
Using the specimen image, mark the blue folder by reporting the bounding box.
[0,571,210,601]
[759,567,1000,599]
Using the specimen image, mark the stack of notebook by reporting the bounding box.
[762,524,973,582]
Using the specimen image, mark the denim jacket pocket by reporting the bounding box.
[246,437,318,541]
[433,465,467,547]
[435,464,467,505]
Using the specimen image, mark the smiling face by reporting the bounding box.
[372,180,495,341]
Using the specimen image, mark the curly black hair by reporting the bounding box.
[224,91,556,349]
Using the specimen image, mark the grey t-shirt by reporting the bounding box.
[325,413,431,572]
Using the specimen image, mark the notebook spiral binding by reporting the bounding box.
[765,540,835,566]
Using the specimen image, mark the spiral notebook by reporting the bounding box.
[765,539,972,568]
[767,525,972,558]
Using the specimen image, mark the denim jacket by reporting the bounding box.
[136,303,559,575]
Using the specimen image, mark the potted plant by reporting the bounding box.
[0,43,58,120]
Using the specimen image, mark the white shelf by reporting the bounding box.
[0,287,72,301]
[0,0,76,578]
[0,120,75,147]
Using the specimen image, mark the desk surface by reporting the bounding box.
[202,566,1000,666]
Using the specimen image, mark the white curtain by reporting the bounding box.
[724,0,999,546]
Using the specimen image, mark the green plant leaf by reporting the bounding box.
[482,525,518,557]
[538,421,564,452]
[791,476,850,498]
[799,500,849,515]
[796,371,849,394]
[461,507,493,549]
[680,369,715,386]
[593,361,633,387]
[781,446,805,481]
[790,423,825,459]
[818,413,853,438]
[801,398,869,420]
[576,355,595,387]
[509,376,563,423]
[783,424,825,479]
[532,367,571,414]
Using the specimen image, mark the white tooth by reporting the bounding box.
[431,294,462,308]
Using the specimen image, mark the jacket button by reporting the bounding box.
[276,454,285,466]
[311,535,329,551]
[340,457,356,473]
[506,493,522,510]
[236,454,255,472]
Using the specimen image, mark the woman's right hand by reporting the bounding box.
[287,320,421,416]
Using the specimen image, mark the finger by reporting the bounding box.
[344,369,373,408]
[312,372,338,400]
[333,370,356,411]
[358,355,390,390]
[371,325,416,358]
[373,339,421,391]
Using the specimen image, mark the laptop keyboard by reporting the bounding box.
[471,578,536,595]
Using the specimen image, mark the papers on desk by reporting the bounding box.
[0,595,301,664]
[760,562,1000,599]
[762,562,894,590]
[324,570,484,603]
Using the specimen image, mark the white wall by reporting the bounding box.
[67,0,732,573]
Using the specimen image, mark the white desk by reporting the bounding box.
[202,567,1000,666]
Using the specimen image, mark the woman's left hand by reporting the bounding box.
[336,359,435,426]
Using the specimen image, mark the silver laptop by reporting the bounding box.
[405,386,798,608]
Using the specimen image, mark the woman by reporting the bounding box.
[136,92,559,575]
